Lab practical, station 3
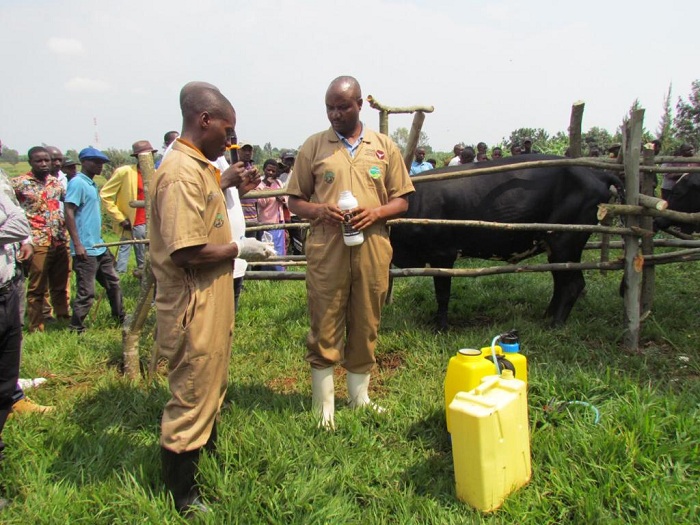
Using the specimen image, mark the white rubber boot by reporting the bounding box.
[311,367,335,429]
[346,372,385,413]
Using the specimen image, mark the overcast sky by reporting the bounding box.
[1,0,697,156]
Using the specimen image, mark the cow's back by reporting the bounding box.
[392,155,618,266]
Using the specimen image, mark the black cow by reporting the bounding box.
[655,172,700,234]
[390,154,621,330]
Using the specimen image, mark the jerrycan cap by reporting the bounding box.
[499,329,520,353]
[458,348,482,357]
[500,342,520,353]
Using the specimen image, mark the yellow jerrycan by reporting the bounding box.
[445,330,527,434]
[444,348,494,434]
[448,370,531,512]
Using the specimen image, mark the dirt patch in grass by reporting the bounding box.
[372,351,407,396]
[377,351,406,373]
[266,376,300,395]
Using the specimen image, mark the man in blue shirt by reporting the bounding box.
[409,147,433,175]
[64,147,124,333]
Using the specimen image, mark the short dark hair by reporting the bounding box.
[678,143,694,155]
[28,146,49,159]
[460,146,476,162]
[263,159,278,169]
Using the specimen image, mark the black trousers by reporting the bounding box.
[0,280,22,455]
[69,251,124,332]
[234,277,243,312]
[289,215,305,255]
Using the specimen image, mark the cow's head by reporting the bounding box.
[657,172,700,233]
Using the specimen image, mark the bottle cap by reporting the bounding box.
[457,348,481,357]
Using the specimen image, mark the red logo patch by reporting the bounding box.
[376,150,385,160]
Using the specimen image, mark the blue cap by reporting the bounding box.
[500,342,520,353]
[78,147,110,162]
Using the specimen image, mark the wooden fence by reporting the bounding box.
[115,103,700,376]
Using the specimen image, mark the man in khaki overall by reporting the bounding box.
[150,81,272,515]
[287,76,414,429]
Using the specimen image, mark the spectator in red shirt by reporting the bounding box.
[99,140,155,277]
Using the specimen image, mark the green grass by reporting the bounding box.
[1,241,699,524]
[1,161,30,179]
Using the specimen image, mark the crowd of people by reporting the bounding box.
[408,138,537,175]
[0,75,414,515]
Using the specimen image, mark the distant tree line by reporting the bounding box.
[3,81,699,172]
[390,79,700,161]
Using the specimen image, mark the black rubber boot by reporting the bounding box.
[204,421,217,455]
[161,447,209,515]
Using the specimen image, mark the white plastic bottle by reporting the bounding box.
[338,190,364,246]
[260,231,277,254]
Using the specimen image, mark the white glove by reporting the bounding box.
[234,237,276,261]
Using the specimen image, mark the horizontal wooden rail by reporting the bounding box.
[244,248,700,280]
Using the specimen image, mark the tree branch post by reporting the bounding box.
[622,108,644,351]
[640,144,657,316]
[379,111,389,135]
[403,111,426,171]
[122,152,156,380]
[366,94,434,143]
[568,101,585,158]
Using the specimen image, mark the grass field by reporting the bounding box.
[1,234,699,523]
[1,159,698,522]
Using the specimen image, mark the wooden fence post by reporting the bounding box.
[403,111,426,171]
[366,95,434,142]
[122,152,156,380]
[640,144,657,317]
[379,110,389,136]
[568,101,585,158]
[622,109,644,351]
